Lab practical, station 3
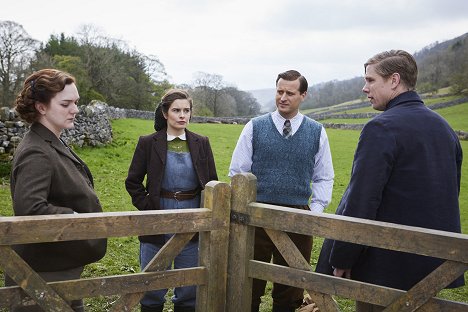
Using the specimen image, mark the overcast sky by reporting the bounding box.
[2,0,468,91]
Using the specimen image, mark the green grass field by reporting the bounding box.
[434,102,468,132]
[319,100,468,132]
[0,119,467,311]
[320,118,370,124]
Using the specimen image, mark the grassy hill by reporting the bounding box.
[306,94,468,133]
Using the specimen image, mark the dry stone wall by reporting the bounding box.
[2,96,467,156]
[0,101,114,155]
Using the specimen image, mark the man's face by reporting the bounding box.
[275,78,306,119]
[362,64,395,111]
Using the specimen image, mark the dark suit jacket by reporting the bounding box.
[318,91,464,290]
[10,123,107,272]
[125,128,218,244]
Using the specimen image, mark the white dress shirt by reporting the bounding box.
[229,110,334,212]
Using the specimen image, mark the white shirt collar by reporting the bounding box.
[272,110,303,122]
[271,110,304,135]
[167,133,187,141]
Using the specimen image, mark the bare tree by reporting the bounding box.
[0,20,39,107]
[143,54,167,83]
[192,71,225,116]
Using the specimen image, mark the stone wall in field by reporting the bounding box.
[2,95,467,155]
[0,101,113,155]
[111,107,252,125]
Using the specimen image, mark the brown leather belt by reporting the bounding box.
[160,188,201,201]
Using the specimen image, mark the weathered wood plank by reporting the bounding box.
[196,189,210,312]
[203,180,231,312]
[227,173,256,312]
[111,232,196,311]
[0,268,207,308]
[265,228,339,311]
[196,231,210,312]
[0,209,218,244]
[0,246,73,311]
[383,260,468,312]
[248,261,468,311]
[248,203,468,263]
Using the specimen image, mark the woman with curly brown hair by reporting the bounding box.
[7,68,107,312]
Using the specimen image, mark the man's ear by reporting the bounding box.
[35,102,47,115]
[391,73,401,89]
[301,91,307,101]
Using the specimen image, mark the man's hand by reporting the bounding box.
[333,268,351,279]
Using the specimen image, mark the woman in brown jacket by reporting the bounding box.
[8,69,107,312]
[125,89,218,312]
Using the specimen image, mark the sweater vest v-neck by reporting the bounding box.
[251,114,321,205]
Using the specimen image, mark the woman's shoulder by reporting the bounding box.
[14,130,49,155]
[138,131,161,143]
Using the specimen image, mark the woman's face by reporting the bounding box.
[35,83,80,137]
[164,99,191,136]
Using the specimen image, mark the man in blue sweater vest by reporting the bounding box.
[229,70,334,312]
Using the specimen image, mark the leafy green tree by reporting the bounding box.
[52,55,104,104]
[44,33,81,57]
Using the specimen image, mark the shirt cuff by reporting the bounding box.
[309,203,325,213]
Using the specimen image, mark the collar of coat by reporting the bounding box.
[30,122,84,166]
[151,128,201,165]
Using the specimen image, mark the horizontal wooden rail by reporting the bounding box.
[0,209,223,245]
[0,180,231,312]
[247,203,468,263]
[249,261,468,311]
[0,267,207,308]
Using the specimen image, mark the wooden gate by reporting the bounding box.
[0,181,230,312]
[0,173,467,311]
[226,173,468,311]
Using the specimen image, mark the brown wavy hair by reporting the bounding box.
[14,69,76,123]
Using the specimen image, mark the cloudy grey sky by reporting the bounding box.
[2,0,468,91]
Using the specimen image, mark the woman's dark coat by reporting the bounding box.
[125,129,218,244]
[10,123,107,272]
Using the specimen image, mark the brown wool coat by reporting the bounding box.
[10,122,107,272]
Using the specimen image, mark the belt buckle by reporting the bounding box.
[173,191,182,201]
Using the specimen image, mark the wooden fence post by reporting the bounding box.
[196,180,231,312]
[226,173,257,312]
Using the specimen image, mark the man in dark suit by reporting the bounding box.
[317,50,464,311]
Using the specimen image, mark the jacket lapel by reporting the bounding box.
[30,123,81,165]
[30,123,94,185]
[186,130,200,166]
[153,130,167,165]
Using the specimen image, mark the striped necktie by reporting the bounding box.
[283,119,292,139]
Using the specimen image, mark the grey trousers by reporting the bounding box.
[5,266,85,312]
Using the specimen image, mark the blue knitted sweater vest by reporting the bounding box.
[251,114,322,205]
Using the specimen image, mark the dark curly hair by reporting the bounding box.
[154,89,193,131]
[14,69,76,123]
